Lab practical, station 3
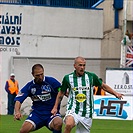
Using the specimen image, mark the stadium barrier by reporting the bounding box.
[0,0,101,8]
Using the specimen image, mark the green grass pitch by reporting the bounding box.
[0,115,133,133]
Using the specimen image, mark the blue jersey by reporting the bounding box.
[15,76,61,115]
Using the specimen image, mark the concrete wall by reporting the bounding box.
[126,0,133,21]
[98,0,122,59]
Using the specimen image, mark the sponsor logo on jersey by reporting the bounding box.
[73,86,90,91]
[75,93,86,102]
[42,85,51,93]
[73,87,76,91]
[38,93,51,101]
[31,88,36,94]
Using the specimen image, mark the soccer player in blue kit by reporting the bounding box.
[14,64,63,133]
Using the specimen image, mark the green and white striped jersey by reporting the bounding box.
[61,70,102,118]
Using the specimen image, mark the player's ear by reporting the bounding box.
[31,72,34,76]
[73,63,76,69]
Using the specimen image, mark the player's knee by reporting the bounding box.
[19,123,34,133]
[65,122,74,129]
[53,118,63,130]
[55,121,63,130]
[64,115,75,130]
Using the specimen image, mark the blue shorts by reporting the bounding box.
[25,110,61,131]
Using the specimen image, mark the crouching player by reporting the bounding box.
[14,64,63,133]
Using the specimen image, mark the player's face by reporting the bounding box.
[33,67,44,84]
[10,76,15,80]
[74,59,86,76]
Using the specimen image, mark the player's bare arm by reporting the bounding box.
[14,101,23,121]
[102,82,123,99]
[51,91,64,116]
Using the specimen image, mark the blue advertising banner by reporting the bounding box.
[93,96,133,120]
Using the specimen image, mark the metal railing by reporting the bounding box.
[0,0,103,9]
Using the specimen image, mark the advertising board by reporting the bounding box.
[106,68,133,96]
[93,95,133,120]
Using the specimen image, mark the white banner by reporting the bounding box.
[106,68,133,96]
[93,96,133,120]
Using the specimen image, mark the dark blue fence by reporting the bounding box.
[0,0,103,9]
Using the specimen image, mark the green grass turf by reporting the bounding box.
[0,115,133,133]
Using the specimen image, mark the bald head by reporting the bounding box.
[74,56,86,64]
[74,56,86,76]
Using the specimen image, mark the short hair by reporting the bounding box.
[32,64,44,74]
[74,56,86,64]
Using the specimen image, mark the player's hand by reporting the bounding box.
[51,107,57,116]
[115,93,124,99]
[14,112,22,121]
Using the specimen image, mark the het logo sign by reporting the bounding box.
[94,98,128,119]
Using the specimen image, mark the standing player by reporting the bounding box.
[51,56,123,133]
[14,64,62,133]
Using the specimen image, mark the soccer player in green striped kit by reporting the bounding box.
[51,56,123,133]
